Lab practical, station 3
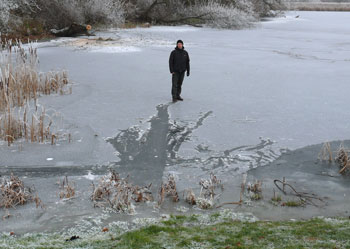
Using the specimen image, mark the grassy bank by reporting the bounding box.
[1,212,350,248]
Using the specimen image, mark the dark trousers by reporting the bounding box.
[172,71,185,99]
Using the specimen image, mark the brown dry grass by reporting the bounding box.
[0,173,43,210]
[199,173,224,199]
[59,176,75,199]
[91,170,153,213]
[184,173,225,209]
[0,39,72,145]
[0,106,58,145]
[0,41,71,110]
[318,142,333,163]
[158,174,179,206]
[336,144,350,174]
[184,188,196,205]
[247,180,263,201]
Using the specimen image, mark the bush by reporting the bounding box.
[194,0,256,29]
[1,0,125,32]
[1,0,285,33]
[81,0,125,26]
[0,0,38,32]
[125,0,284,29]
[250,0,285,17]
[33,0,125,29]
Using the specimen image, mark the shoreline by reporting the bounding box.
[288,2,350,11]
[0,33,55,44]
[1,212,349,248]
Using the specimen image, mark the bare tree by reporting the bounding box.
[1,0,285,33]
[125,0,283,28]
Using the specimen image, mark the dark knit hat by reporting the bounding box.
[177,40,184,45]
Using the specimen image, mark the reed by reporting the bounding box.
[0,173,43,209]
[247,180,263,201]
[0,104,60,145]
[91,170,153,213]
[335,144,350,175]
[158,174,179,206]
[184,173,225,209]
[0,39,72,145]
[318,142,333,163]
[59,176,75,199]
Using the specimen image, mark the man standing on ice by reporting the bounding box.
[169,40,190,102]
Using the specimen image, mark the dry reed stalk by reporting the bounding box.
[199,173,224,200]
[0,173,43,210]
[318,142,333,163]
[184,189,196,205]
[59,176,75,199]
[336,145,350,175]
[0,39,72,146]
[132,184,153,203]
[239,173,246,203]
[247,180,263,201]
[158,174,179,206]
[0,104,61,146]
[51,134,56,145]
[91,170,152,213]
[196,173,224,209]
[339,163,350,175]
[183,174,226,209]
[23,107,27,141]
[34,194,43,208]
[247,180,262,194]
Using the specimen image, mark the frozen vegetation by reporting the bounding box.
[0,0,284,33]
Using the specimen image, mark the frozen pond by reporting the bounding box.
[1,11,350,234]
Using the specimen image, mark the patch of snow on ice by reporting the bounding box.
[89,46,141,53]
[83,171,96,180]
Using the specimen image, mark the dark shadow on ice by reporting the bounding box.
[106,104,214,184]
[107,103,283,184]
[107,104,170,166]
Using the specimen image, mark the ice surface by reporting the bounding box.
[1,11,350,233]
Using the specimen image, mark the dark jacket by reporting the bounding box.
[169,47,190,74]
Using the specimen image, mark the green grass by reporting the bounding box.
[283,200,305,207]
[271,195,282,203]
[1,215,350,248]
[250,193,262,201]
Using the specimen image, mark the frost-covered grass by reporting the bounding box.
[115,217,350,249]
[1,212,350,248]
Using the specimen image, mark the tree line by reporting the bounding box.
[0,0,285,34]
